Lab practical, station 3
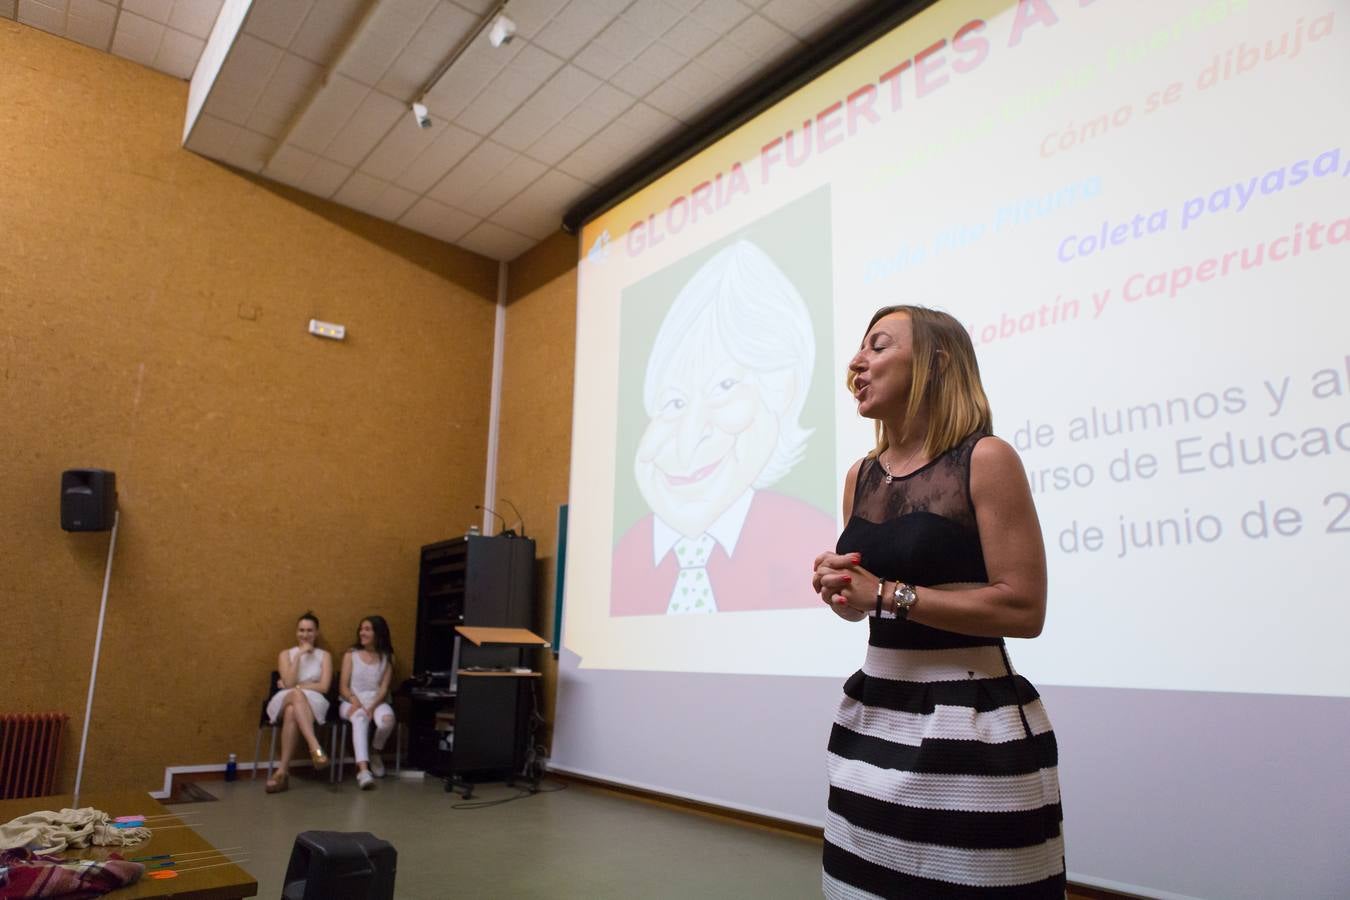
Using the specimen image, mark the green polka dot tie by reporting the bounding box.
[666,534,717,615]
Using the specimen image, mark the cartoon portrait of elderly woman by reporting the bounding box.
[610,199,835,616]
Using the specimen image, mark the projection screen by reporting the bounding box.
[554,1,1350,896]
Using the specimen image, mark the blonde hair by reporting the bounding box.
[847,305,992,459]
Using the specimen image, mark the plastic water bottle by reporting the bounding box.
[225,753,238,782]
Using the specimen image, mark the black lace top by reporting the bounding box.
[836,432,1000,649]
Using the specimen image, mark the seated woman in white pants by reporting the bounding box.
[339,615,396,790]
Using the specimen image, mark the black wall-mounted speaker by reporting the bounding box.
[61,469,117,532]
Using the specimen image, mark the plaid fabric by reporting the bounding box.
[0,849,142,899]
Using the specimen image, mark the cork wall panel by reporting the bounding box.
[0,22,500,792]
[498,235,579,747]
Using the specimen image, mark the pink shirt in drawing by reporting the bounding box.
[610,489,835,617]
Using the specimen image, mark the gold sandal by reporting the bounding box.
[310,745,329,770]
[264,772,289,794]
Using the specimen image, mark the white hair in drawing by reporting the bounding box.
[642,239,815,489]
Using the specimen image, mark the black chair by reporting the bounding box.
[281,830,396,900]
[252,670,282,782]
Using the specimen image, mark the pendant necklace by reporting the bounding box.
[880,444,922,484]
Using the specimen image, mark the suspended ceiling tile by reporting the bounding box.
[402,0,476,59]
[263,143,319,187]
[511,42,564,83]
[242,0,313,46]
[201,33,283,123]
[391,122,480,193]
[760,0,831,39]
[666,57,722,96]
[728,13,797,57]
[455,153,547,218]
[111,11,165,67]
[363,113,450,182]
[618,100,678,135]
[66,1,115,50]
[365,182,419,222]
[546,64,603,105]
[298,157,352,198]
[698,36,755,80]
[531,0,612,59]
[154,28,205,79]
[623,0,682,39]
[70,1,114,23]
[399,196,478,244]
[633,40,687,80]
[334,169,389,210]
[556,141,623,184]
[571,40,625,80]
[289,0,364,64]
[489,90,569,152]
[338,1,429,87]
[661,15,716,56]
[18,0,67,33]
[644,78,701,121]
[581,81,636,119]
[247,52,324,136]
[427,138,515,205]
[690,0,752,33]
[223,126,277,171]
[166,0,221,39]
[424,36,522,117]
[186,113,274,172]
[507,0,568,39]
[376,47,441,99]
[287,73,370,155]
[457,83,524,136]
[456,221,535,261]
[122,0,170,23]
[185,112,238,159]
[323,89,405,168]
[610,62,662,99]
[524,121,592,166]
[492,167,589,239]
[592,16,652,65]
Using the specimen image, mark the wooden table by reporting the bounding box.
[0,791,256,899]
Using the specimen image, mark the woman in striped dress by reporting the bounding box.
[813,306,1064,898]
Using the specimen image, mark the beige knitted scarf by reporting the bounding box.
[0,807,151,856]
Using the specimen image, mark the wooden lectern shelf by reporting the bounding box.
[454,626,550,647]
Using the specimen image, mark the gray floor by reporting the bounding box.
[188,771,825,899]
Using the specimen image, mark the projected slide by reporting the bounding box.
[566,0,1350,695]
[610,190,836,617]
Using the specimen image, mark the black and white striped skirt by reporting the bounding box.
[823,643,1065,899]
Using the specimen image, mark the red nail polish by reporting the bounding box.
[842,575,852,582]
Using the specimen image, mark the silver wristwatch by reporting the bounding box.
[892,583,918,619]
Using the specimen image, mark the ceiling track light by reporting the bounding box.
[410,0,512,124]
[488,13,517,48]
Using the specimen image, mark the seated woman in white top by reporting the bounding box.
[339,616,396,790]
[265,611,332,793]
